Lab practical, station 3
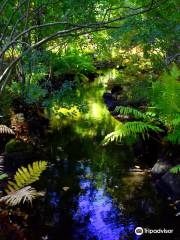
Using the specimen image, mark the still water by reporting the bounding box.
[27,70,178,239]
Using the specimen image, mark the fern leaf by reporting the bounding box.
[166,132,180,144]
[151,64,180,115]
[0,186,45,206]
[0,173,8,181]
[0,157,7,181]
[0,125,14,135]
[115,106,146,119]
[6,161,47,193]
[124,121,163,135]
[165,123,180,144]
[0,156,4,173]
[103,121,163,144]
[171,116,180,126]
[169,165,180,174]
[103,127,126,144]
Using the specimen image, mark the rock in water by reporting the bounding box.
[151,159,172,177]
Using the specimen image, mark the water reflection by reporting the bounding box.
[49,69,121,138]
[48,192,60,208]
[73,71,119,138]
[28,69,179,239]
[72,164,140,240]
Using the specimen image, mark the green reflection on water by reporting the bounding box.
[49,69,121,138]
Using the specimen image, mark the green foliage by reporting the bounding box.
[8,81,47,104]
[110,52,155,104]
[165,124,180,144]
[0,90,13,118]
[103,120,162,144]
[169,165,180,174]
[110,0,179,55]
[115,106,146,119]
[105,65,180,145]
[150,64,180,144]
[43,81,87,119]
[25,84,47,104]
[0,158,46,206]
[125,121,162,136]
[0,173,8,181]
[5,161,47,193]
[151,64,180,115]
[51,54,95,77]
[5,139,33,153]
[116,106,157,122]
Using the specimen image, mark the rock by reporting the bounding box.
[62,186,70,191]
[157,172,180,199]
[151,159,172,177]
[140,199,155,214]
[3,139,39,171]
[128,168,145,173]
[111,85,123,100]
[134,165,141,169]
[103,92,118,111]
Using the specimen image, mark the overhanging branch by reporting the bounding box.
[0,0,166,91]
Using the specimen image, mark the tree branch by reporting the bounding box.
[0,0,9,15]
[0,0,27,42]
[0,0,164,59]
[0,0,167,91]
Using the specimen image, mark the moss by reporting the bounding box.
[5,139,33,153]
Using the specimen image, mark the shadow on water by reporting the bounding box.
[26,70,179,240]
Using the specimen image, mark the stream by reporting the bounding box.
[24,70,178,240]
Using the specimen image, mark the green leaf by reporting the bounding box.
[0,173,8,181]
[169,165,180,174]
[6,161,47,193]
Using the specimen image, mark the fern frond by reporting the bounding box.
[0,186,45,206]
[169,165,180,174]
[0,156,7,181]
[151,64,180,115]
[166,132,180,144]
[0,173,8,180]
[124,121,163,135]
[115,106,146,119]
[0,125,14,135]
[0,156,4,173]
[165,123,180,144]
[11,113,25,124]
[103,121,163,144]
[103,124,127,143]
[115,106,157,123]
[171,116,180,126]
[5,161,47,193]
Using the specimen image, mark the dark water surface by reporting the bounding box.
[26,71,178,240]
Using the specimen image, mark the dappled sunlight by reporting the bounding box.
[51,105,81,119]
[48,69,121,138]
[91,102,103,120]
[72,71,121,138]
[46,105,81,130]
